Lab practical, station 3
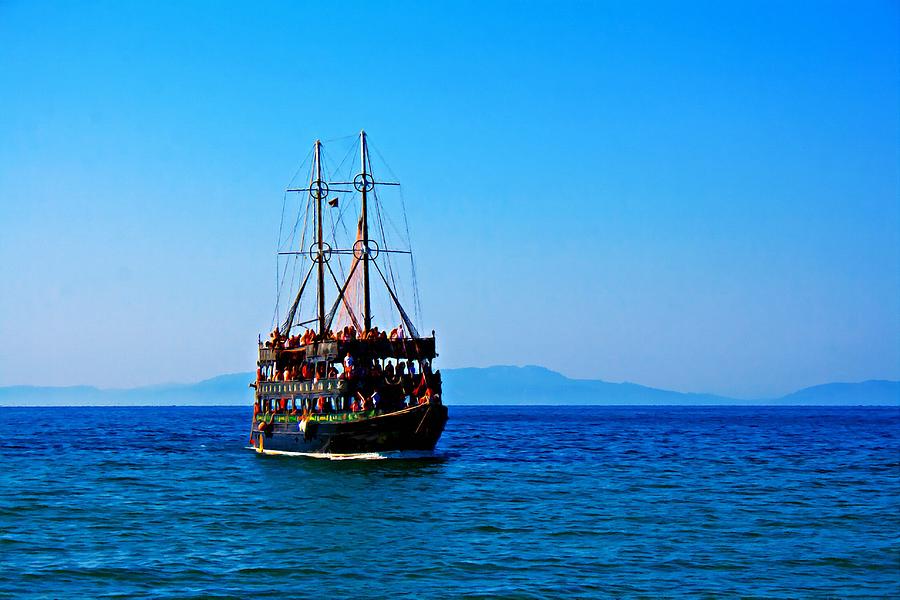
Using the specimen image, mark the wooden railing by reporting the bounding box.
[259,410,378,424]
[255,378,341,397]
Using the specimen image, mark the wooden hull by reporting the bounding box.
[250,401,448,455]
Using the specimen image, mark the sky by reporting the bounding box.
[1,0,898,398]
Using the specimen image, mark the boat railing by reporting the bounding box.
[262,410,379,425]
[258,344,277,363]
[262,336,436,363]
[256,378,342,397]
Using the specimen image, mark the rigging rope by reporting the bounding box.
[272,134,426,335]
[371,140,424,328]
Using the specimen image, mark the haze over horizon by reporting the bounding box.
[1,1,898,399]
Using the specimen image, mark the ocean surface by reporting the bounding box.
[1,405,898,599]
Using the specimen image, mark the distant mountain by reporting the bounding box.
[0,373,254,407]
[0,366,897,406]
[443,365,733,405]
[774,380,900,406]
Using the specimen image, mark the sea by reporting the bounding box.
[1,405,898,599]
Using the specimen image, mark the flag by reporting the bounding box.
[328,198,339,207]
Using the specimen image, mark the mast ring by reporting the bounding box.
[308,242,332,263]
[352,239,379,260]
[309,180,330,200]
[353,173,375,192]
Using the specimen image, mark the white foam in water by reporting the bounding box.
[245,447,436,460]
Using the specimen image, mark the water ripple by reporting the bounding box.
[0,405,898,598]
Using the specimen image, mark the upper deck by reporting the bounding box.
[258,336,436,366]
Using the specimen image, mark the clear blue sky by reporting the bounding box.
[1,1,898,398]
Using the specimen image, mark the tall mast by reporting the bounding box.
[314,140,326,338]
[360,130,372,332]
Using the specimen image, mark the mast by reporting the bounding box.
[360,130,372,333]
[314,140,326,337]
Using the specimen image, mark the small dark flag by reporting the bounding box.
[328,198,339,208]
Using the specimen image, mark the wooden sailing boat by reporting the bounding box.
[249,131,448,455]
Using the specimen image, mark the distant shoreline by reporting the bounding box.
[1,366,897,407]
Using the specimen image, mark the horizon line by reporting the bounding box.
[0,364,897,404]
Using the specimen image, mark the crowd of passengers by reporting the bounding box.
[264,324,406,350]
[256,326,441,417]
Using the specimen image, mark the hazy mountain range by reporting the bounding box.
[1,365,897,406]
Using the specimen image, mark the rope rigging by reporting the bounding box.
[272,132,426,338]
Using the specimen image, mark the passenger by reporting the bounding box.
[343,353,354,372]
[432,369,443,394]
[379,330,388,342]
[355,360,369,381]
[256,367,262,382]
[418,387,433,405]
[275,328,286,350]
[382,364,403,411]
[412,372,425,398]
[412,362,433,398]
[389,328,399,341]
[327,364,338,378]
[301,362,312,380]
[399,363,415,405]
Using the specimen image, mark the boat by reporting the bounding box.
[248,131,448,456]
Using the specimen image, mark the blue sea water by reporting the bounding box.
[1,405,898,599]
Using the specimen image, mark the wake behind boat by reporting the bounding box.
[249,131,448,455]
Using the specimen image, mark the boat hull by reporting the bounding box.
[250,402,448,455]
